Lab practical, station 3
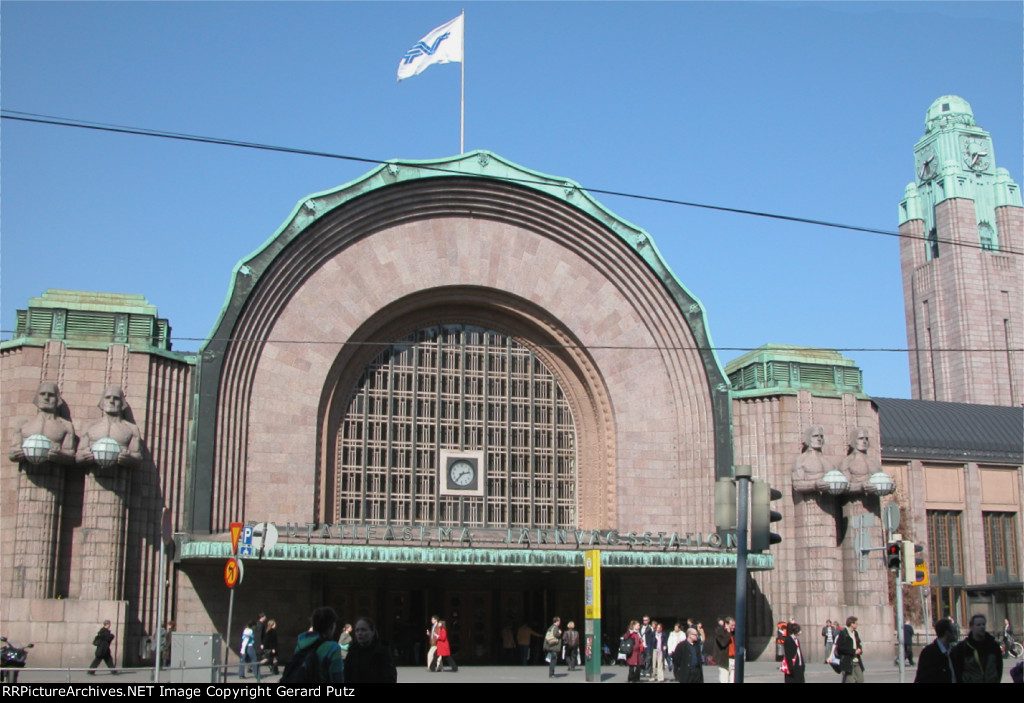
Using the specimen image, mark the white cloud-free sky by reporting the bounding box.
[3,1,1021,399]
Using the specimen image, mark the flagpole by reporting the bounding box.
[460,9,465,153]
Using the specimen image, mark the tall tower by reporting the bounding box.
[899,95,1023,406]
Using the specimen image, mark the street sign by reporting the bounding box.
[224,557,244,589]
[251,522,279,552]
[883,502,901,534]
[239,525,254,556]
[230,522,243,554]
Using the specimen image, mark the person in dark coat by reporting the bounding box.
[344,617,397,683]
[263,619,280,675]
[836,615,865,683]
[914,618,956,683]
[672,627,704,683]
[88,620,117,675]
[781,622,806,683]
[951,614,1002,683]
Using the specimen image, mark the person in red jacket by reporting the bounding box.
[434,620,459,673]
[624,621,643,683]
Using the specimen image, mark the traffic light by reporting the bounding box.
[886,540,902,571]
[751,479,783,551]
[902,540,926,584]
[715,477,737,533]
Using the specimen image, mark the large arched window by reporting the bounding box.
[334,325,577,528]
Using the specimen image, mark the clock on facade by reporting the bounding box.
[439,450,486,496]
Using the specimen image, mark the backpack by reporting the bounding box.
[280,637,327,684]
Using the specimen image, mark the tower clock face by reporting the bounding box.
[961,136,990,172]
[917,145,938,182]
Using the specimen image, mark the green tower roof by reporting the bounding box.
[925,95,976,132]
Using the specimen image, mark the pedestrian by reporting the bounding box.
[821,619,836,663]
[713,616,735,683]
[434,619,458,673]
[238,620,258,679]
[914,618,956,683]
[88,620,117,675]
[253,612,267,674]
[284,606,344,683]
[562,621,580,672]
[639,615,655,678]
[652,622,667,682]
[672,627,704,683]
[344,617,397,683]
[338,623,353,660]
[544,616,562,678]
[425,615,440,671]
[623,620,643,683]
[836,615,865,683]
[781,622,805,683]
[263,619,280,675]
[516,622,541,665]
[951,614,1002,683]
[902,621,915,665]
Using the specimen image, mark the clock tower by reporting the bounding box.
[898,96,1023,406]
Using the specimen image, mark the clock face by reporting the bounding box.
[961,136,990,172]
[439,451,484,495]
[449,459,476,487]
[916,145,938,182]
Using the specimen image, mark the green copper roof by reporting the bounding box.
[925,95,975,132]
[725,344,865,398]
[25,289,160,316]
[1,288,188,360]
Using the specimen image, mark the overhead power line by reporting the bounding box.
[4,110,1021,256]
[1,330,1018,355]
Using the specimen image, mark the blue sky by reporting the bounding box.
[2,1,1021,399]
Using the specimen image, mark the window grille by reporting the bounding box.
[334,325,577,528]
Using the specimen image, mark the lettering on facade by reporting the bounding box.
[272,522,738,552]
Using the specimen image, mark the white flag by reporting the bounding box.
[397,14,463,82]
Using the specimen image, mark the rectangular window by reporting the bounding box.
[983,512,1020,581]
[927,510,964,575]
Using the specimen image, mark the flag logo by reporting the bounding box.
[397,14,464,81]
[402,32,451,65]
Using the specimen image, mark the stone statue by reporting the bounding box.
[791,425,834,493]
[838,427,879,492]
[77,385,142,469]
[8,381,76,466]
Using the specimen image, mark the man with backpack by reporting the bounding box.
[281,607,344,683]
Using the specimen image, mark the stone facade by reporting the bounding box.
[726,346,893,661]
[1,294,192,667]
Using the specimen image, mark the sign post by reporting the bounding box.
[584,549,602,683]
[224,522,244,682]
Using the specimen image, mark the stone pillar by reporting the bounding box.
[12,463,65,598]
[79,465,130,601]
[794,492,843,611]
